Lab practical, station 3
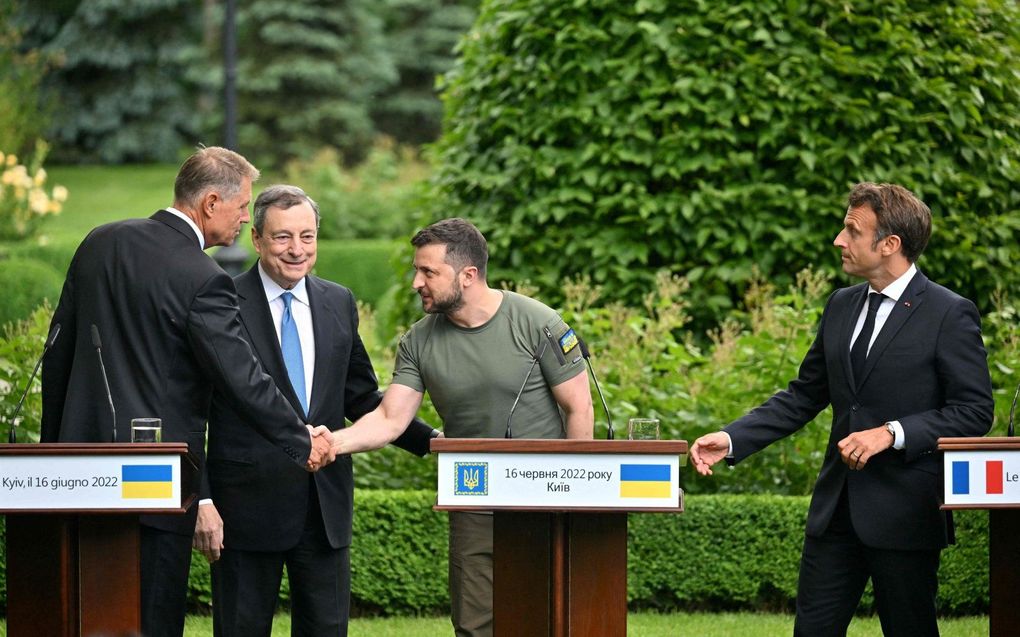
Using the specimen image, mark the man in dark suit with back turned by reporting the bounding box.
[193,185,437,636]
[690,182,993,637]
[41,147,335,637]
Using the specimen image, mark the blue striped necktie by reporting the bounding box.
[280,292,308,415]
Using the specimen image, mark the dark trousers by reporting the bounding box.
[140,525,194,637]
[212,489,350,637]
[795,488,941,637]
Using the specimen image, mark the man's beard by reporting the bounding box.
[423,283,465,315]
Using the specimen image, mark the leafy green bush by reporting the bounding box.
[172,493,992,615]
[0,0,50,157]
[429,0,1020,327]
[0,259,61,328]
[284,142,430,241]
[0,305,52,442]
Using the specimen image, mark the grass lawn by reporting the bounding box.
[45,164,180,244]
[0,612,987,636]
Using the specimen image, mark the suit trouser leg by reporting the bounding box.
[868,545,941,637]
[448,511,493,637]
[287,487,350,637]
[795,487,942,637]
[212,549,285,637]
[140,526,193,637]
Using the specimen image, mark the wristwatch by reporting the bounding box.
[885,422,896,442]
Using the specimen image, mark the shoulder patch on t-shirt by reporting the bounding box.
[558,328,579,355]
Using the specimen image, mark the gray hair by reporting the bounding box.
[173,146,259,210]
[252,184,321,234]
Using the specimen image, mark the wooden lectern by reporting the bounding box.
[939,437,1020,637]
[432,438,687,637]
[1,443,198,636]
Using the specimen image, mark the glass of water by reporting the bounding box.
[627,418,660,440]
[130,418,162,443]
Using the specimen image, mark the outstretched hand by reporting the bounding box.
[689,432,730,476]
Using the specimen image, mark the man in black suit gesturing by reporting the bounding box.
[194,185,436,636]
[41,147,334,637]
[690,182,993,636]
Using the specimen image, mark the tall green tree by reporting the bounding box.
[228,0,396,167]
[19,0,200,163]
[371,0,478,145]
[430,0,1020,324]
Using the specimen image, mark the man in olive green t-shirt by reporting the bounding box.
[334,218,594,637]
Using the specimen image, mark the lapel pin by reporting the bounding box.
[903,301,911,308]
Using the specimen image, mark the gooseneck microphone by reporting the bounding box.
[1008,381,1019,438]
[577,337,615,440]
[90,324,117,442]
[505,340,549,439]
[7,323,61,443]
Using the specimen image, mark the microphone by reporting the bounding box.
[7,323,60,443]
[90,324,117,442]
[577,338,615,440]
[505,340,548,439]
[1008,381,1019,438]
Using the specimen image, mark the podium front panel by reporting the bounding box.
[437,451,682,511]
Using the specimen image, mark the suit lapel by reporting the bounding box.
[858,270,927,387]
[236,265,304,414]
[306,276,335,419]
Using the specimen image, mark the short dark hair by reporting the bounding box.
[411,218,488,279]
[173,146,260,210]
[847,182,932,262]
[252,185,320,234]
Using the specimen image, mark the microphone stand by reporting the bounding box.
[505,340,549,439]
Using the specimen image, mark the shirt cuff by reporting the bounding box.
[888,420,905,450]
[199,498,213,506]
[722,431,734,458]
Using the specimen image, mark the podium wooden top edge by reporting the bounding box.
[937,437,1020,451]
[430,438,688,454]
[0,442,190,456]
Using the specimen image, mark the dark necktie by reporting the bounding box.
[280,292,308,415]
[850,292,884,386]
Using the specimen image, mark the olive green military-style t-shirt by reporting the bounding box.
[391,290,585,439]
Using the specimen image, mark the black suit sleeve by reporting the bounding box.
[41,251,81,442]
[187,271,311,466]
[899,296,993,461]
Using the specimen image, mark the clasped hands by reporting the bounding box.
[305,424,338,471]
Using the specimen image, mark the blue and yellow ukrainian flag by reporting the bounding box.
[121,464,173,499]
[619,464,671,498]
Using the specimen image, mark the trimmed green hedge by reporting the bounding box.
[156,492,992,616]
[0,257,63,328]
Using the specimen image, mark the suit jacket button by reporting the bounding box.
[851,404,859,411]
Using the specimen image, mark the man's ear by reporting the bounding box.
[459,265,479,287]
[881,234,902,256]
[200,191,219,218]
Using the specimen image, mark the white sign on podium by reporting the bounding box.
[944,449,1020,506]
[437,451,682,510]
[0,454,183,510]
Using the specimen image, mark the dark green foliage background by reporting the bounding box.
[16,0,200,163]
[430,0,1020,325]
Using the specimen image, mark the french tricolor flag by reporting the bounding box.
[952,460,1004,495]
